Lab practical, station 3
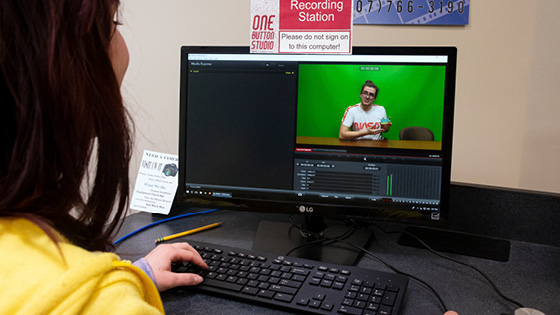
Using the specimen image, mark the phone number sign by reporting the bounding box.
[353,0,469,25]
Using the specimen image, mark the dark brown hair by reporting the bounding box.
[361,80,379,97]
[0,0,132,251]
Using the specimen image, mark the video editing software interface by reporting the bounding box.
[181,47,455,223]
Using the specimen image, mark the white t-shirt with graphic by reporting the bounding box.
[341,104,387,140]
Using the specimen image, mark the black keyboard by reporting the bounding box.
[172,240,409,315]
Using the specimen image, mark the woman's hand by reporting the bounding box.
[144,242,208,292]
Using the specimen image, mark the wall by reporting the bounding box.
[120,0,560,194]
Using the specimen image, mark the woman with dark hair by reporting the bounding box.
[0,1,206,313]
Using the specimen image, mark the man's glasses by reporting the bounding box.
[361,91,376,98]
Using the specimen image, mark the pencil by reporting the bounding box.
[155,222,223,244]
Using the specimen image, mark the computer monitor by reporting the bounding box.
[177,46,457,265]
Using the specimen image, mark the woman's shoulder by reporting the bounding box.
[1,217,117,278]
[1,217,120,268]
[0,217,162,314]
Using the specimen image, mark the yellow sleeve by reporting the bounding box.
[80,262,164,315]
[1,218,165,315]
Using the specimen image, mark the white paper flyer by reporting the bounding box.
[130,150,179,214]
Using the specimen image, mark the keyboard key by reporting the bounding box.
[309,278,321,286]
[292,268,310,276]
[321,302,334,311]
[312,293,325,301]
[387,283,400,292]
[332,281,345,290]
[279,279,303,288]
[338,305,363,314]
[258,282,270,290]
[274,293,294,303]
[353,299,368,309]
[379,305,393,315]
[296,298,309,306]
[258,290,275,299]
[202,278,243,292]
[345,291,357,299]
[270,284,298,295]
[366,302,379,311]
[309,300,322,308]
[383,291,397,306]
[242,286,259,295]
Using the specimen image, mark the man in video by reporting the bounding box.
[339,80,391,140]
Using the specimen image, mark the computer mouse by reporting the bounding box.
[515,308,545,315]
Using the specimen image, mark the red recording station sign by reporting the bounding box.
[251,0,353,54]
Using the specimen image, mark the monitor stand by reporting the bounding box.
[397,226,511,262]
[252,215,374,266]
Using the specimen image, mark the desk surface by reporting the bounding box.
[115,209,560,315]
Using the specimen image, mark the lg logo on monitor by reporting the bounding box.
[298,205,314,213]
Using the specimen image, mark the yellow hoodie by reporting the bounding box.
[0,218,164,315]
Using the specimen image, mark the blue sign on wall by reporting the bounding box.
[353,0,470,25]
